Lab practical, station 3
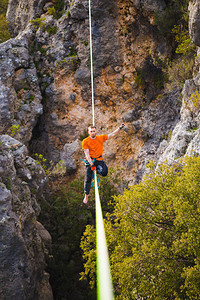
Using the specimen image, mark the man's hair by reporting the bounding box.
[88,125,96,131]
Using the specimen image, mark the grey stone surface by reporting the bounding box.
[6,0,50,36]
[189,0,200,46]
[122,108,141,122]
[2,1,200,296]
[60,140,80,173]
[134,0,166,11]
[134,89,181,182]
[0,135,52,300]
[0,34,43,144]
[157,75,200,166]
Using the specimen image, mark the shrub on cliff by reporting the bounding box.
[155,0,189,41]
[47,0,65,19]
[0,0,10,43]
[81,156,200,299]
[0,0,9,14]
[167,56,195,87]
[155,0,196,88]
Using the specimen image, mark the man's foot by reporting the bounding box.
[83,194,89,204]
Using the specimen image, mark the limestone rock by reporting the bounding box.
[1,0,185,184]
[0,135,52,300]
[157,76,200,165]
[69,0,89,19]
[122,107,141,122]
[134,89,181,182]
[60,140,80,174]
[6,0,50,36]
[0,33,43,144]
[134,0,166,11]
[189,0,200,46]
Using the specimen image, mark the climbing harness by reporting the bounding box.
[81,158,101,189]
[88,0,114,299]
[80,158,93,166]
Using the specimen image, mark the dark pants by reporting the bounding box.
[84,160,108,195]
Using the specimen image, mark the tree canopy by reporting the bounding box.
[80,156,200,299]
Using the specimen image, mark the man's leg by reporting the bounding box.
[83,165,93,204]
[95,160,108,177]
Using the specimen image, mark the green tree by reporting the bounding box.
[81,156,200,299]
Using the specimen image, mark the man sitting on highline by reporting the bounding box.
[82,123,125,204]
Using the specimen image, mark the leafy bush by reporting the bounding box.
[0,0,9,14]
[167,56,195,87]
[81,156,200,299]
[172,25,196,56]
[0,0,10,42]
[47,6,57,18]
[0,15,10,42]
[153,0,197,89]
[44,25,57,35]
[10,124,20,137]
[47,0,65,19]
[34,153,66,176]
[30,17,46,29]
[30,18,57,35]
[134,69,145,88]
[155,0,189,40]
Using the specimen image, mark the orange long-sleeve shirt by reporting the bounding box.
[82,135,108,160]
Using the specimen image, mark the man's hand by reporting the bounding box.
[91,164,96,171]
[119,123,126,130]
[108,123,126,139]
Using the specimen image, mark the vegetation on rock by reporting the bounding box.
[0,0,10,42]
[155,0,196,88]
[47,0,65,19]
[81,156,200,299]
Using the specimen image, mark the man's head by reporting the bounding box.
[88,125,97,139]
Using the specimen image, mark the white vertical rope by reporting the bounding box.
[88,1,114,299]
[88,0,95,126]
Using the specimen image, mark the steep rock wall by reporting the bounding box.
[6,0,49,36]
[1,0,200,296]
[2,0,188,183]
[0,29,43,144]
[0,135,53,299]
[156,0,200,166]
[3,0,182,183]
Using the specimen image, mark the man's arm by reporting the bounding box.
[84,149,93,165]
[108,123,125,140]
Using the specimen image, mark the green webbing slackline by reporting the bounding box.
[88,0,114,298]
[95,171,114,300]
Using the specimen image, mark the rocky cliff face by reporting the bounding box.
[1,0,200,296]
[0,135,52,299]
[2,0,183,183]
[156,0,200,166]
